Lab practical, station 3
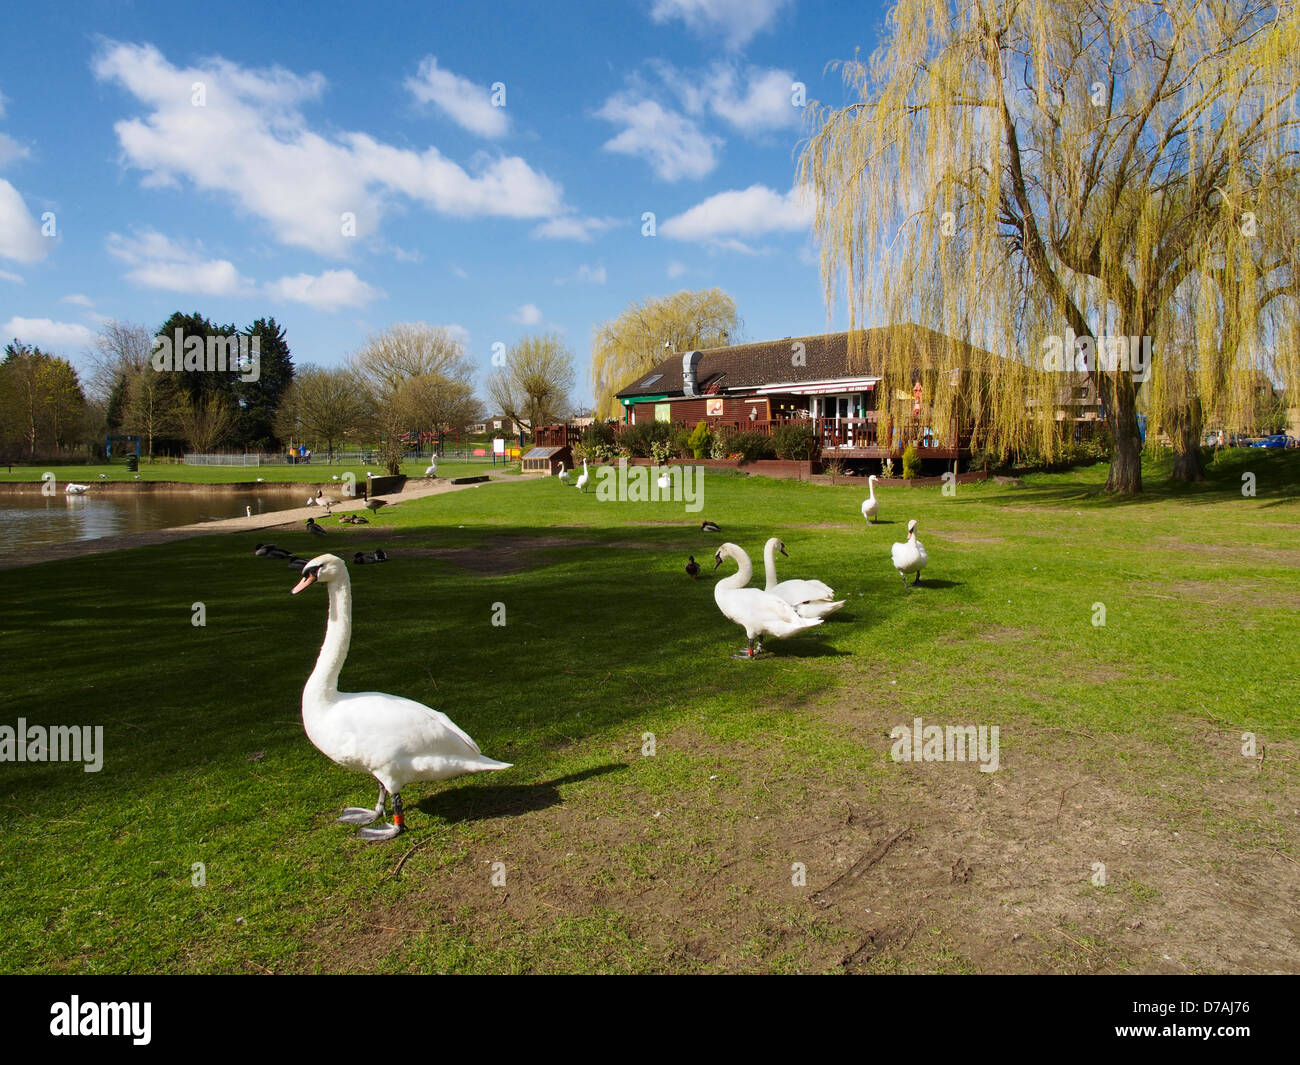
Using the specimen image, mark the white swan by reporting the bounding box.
[557,461,570,485]
[891,518,929,588]
[657,469,671,490]
[424,459,437,477]
[291,554,511,839]
[761,537,845,618]
[861,475,880,523]
[712,542,822,658]
[65,483,90,495]
[575,459,590,494]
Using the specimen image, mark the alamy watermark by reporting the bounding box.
[890,716,1000,773]
[1,718,103,772]
[1041,327,1151,383]
[152,329,260,382]
[594,458,703,512]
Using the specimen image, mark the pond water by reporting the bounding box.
[0,491,296,558]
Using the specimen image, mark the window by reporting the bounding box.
[654,403,671,423]
[640,373,663,388]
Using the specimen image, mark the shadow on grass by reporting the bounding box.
[417,764,626,823]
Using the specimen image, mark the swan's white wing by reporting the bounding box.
[718,587,823,636]
[309,691,483,769]
[773,578,836,604]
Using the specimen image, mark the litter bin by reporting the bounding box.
[125,454,139,472]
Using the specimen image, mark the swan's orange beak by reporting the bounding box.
[291,572,317,594]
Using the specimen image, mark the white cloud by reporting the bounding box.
[92,42,564,256]
[512,303,542,325]
[650,59,800,136]
[556,264,607,285]
[405,56,507,138]
[61,293,94,306]
[0,179,48,263]
[0,268,22,283]
[2,316,97,350]
[661,184,813,246]
[266,269,382,311]
[440,323,471,348]
[667,260,687,278]
[107,228,255,296]
[595,95,721,182]
[704,65,801,134]
[532,214,618,242]
[451,264,469,279]
[0,132,29,168]
[649,0,791,49]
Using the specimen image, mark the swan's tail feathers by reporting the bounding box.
[468,757,513,772]
[797,599,846,618]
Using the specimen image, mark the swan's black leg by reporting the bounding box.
[913,573,922,585]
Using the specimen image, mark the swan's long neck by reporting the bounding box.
[305,576,352,703]
[719,547,753,590]
[868,478,877,502]
[763,540,779,591]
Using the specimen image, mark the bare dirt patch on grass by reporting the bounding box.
[293,705,1299,973]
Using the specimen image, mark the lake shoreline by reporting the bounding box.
[0,476,488,569]
[0,480,328,495]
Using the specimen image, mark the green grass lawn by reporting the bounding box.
[0,447,1296,973]
[0,458,520,485]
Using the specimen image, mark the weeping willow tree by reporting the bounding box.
[799,0,1300,492]
[1147,172,1300,479]
[589,288,739,419]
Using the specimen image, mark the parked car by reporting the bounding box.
[1249,434,1288,449]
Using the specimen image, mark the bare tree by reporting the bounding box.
[88,321,153,402]
[486,333,576,436]
[275,365,373,458]
[350,323,481,474]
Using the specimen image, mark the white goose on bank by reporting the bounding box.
[761,537,845,618]
[557,461,570,485]
[861,475,881,523]
[891,519,929,588]
[713,542,822,658]
[574,459,590,494]
[291,554,511,839]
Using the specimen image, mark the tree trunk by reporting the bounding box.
[1103,373,1142,493]
[1171,397,1205,483]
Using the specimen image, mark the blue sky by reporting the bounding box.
[0,0,890,405]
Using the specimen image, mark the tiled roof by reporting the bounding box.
[615,324,988,398]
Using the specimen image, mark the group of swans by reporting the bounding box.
[861,475,931,588]
[291,555,511,840]
[711,539,844,658]
[556,460,590,493]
